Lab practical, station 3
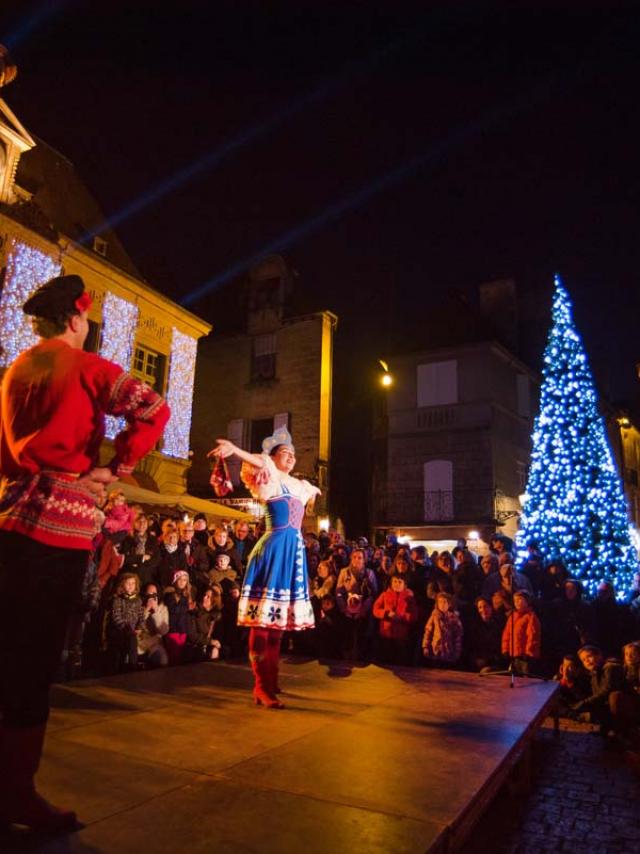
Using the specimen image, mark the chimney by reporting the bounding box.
[479,278,518,350]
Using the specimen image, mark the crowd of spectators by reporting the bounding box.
[65,495,640,751]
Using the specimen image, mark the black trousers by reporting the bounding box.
[0,531,88,727]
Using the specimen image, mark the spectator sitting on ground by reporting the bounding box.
[422,591,463,667]
[501,590,541,676]
[466,597,503,672]
[137,582,169,668]
[553,654,590,717]
[572,645,629,738]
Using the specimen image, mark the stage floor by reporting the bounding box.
[6,660,557,853]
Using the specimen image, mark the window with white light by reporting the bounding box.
[417,360,458,407]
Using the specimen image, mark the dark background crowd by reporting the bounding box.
[67,493,640,752]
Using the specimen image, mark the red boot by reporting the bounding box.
[249,629,283,709]
[0,723,78,832]
[266,630,284,697]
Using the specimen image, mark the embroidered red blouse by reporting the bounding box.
[0,338,170,549]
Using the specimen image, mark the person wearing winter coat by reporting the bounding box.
[188,586,223,661]
[164,569,195,665]
[157,529,191,590]
[466,597,503,671]
[373,573,418,664]
[501,590,541,675]
[120,514,161,587]
[336,549,377,661]
[547,579,596,667]
[107,573,144,672]
[137,582,169,668]
[422,592,463,666]
[572,645,628,736]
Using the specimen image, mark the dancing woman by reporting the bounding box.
[210,428,320,708]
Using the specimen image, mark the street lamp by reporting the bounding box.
[379,359,393,388]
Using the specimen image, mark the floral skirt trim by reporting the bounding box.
[237,586,315,631]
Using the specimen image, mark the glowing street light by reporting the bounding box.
[379,359,393,388]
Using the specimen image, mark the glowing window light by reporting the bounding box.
[163,328,197,459]
[0,238,61,367]
[99,292,138,439]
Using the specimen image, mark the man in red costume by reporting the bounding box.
[0,274,170,832]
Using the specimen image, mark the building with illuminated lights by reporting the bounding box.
[371,281,537,551]
[189,256,337,529]
[609,414,640,530]
[0,96,211,494]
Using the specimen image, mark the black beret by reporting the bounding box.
[23,274,86,319]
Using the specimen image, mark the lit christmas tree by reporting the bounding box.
[517,275,636,598]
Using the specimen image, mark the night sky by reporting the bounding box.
[2,1,639,524]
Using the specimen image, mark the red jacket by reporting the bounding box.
[0,339,170,549]
[372,588,417,640]
[501,607,541,659]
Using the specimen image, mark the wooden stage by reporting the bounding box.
[4,659,557,853]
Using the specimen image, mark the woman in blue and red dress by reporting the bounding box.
[210,428,320,708]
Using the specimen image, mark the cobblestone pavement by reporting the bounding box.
[462,719,640,854]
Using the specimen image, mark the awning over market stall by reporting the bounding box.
[108,482,251,521]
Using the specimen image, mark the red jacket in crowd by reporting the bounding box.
[501,607,542,659]
[372,588,417,641]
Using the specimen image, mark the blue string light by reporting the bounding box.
[517,276,637,598]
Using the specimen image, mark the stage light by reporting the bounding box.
[163,328,198,459]
[0,238,61,367]
[99,293,138,439]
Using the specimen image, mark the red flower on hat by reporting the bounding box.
[75,291,92,312]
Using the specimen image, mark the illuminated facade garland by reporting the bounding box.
[163,328,197,459]
[0,238,61,367]
[99,292,139,439]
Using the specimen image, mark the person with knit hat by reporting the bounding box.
[0,274,170,831]
[210,427,320,708]
[163,569,194,665]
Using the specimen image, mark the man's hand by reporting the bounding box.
[79,467,119,502]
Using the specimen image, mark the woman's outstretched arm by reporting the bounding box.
[208,438,265,469]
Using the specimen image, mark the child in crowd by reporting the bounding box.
[137,582,169,668]
[164,569,194,665]
[189,586,223,661]
[501,590,541,676]
[315,594,344,659]
[208,553,242,656]
[422,592,463,667]
[107,573,144,673]
[553,654,589,716]
[102,490,135,544]
[373,572,417,665]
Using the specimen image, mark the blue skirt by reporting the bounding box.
[237,493,314,631]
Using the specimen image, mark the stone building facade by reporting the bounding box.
[371,340,538,549]
[189,257,337,529]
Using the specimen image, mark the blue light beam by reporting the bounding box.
[2,0,71,51]
[181,76,569,308]
[81,30,418,245]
